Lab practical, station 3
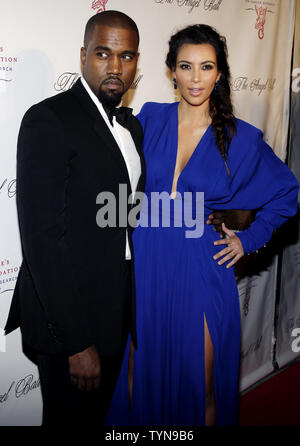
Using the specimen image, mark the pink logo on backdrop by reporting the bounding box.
[245,1,275,41]
[0,45,18,83]
[255,5,267,40]
[91,0,108,13]
[0,258,20,294]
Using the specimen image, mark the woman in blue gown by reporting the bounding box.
[105,25,298,426]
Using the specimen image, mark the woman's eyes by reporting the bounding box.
[178,64,214,70]
[179,64,191,70]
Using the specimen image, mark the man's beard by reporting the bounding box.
[97,85,123,110]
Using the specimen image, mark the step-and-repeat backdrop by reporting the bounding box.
[0,0,298,425]
[276,0,300,369]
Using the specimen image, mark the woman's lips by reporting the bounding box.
[188,88,204,97]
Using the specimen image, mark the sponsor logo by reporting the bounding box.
[0,258,20,295]
[203,0,223,10]
[255,4,268,39]
[130,74,143,90]
[231,76,276,96]
[293,245,300,277]
[0,177,16,199]
[243,286,251,317]
[54,72,142,92]
[0,45,18,83]
[245,0,275,40]
[0,374,40,403]
[91,0,109,14]
[241,335,262,359]
[238,277,258,316]
[0,257,18,353]
[154,0,223,14]
[54,72,80,92]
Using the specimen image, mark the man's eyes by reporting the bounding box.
[122,54,134,61]
[96,52,108,58]
[95,53,134,61]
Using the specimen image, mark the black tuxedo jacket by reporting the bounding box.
[5,79,146,356]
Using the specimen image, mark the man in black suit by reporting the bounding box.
[5,10,145,426]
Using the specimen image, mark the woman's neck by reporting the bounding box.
[178,99,211,127]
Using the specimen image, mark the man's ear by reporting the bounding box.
[80,47,87,66]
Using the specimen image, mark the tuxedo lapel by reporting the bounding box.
[71,79,146,201]
[127,115,146,196]
[92,118,133,195]
[70,79,132,191]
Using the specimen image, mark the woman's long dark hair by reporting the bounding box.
[166,24,236,162]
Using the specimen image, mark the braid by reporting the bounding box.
[210,75,236,163]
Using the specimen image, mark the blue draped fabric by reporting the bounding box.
[105,102,298,426]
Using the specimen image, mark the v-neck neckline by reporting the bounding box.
[170,102,211,197]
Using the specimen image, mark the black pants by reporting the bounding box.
[37,260,131,427]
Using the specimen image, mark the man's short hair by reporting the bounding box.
[84,10,140,48]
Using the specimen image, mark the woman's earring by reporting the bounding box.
[214,79,220,91]
[173,78,178,90]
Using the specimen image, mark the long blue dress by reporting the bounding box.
[105,102,298,426]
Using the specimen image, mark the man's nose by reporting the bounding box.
[107,55,122,75]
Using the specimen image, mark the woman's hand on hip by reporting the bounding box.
[213,223,244,268]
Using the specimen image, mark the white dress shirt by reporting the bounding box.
[80,77,141,260]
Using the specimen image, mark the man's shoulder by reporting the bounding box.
[27,88,76,117]
[23,79,86,123]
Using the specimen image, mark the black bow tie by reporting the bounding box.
[104,105,133,128]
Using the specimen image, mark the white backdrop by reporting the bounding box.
[277,228,300,367]
[238,255,278,390]
[0,0,297,425]
[276,0,300,369]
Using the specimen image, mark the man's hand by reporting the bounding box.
[206,211,226,236]
[68,345,101,392]
[213,223,244,268]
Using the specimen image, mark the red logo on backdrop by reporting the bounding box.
[255,5,267,40]
[245,1,275,40]
[0,258,20,294]
[0,45,18,83]
[91,0,108,13]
